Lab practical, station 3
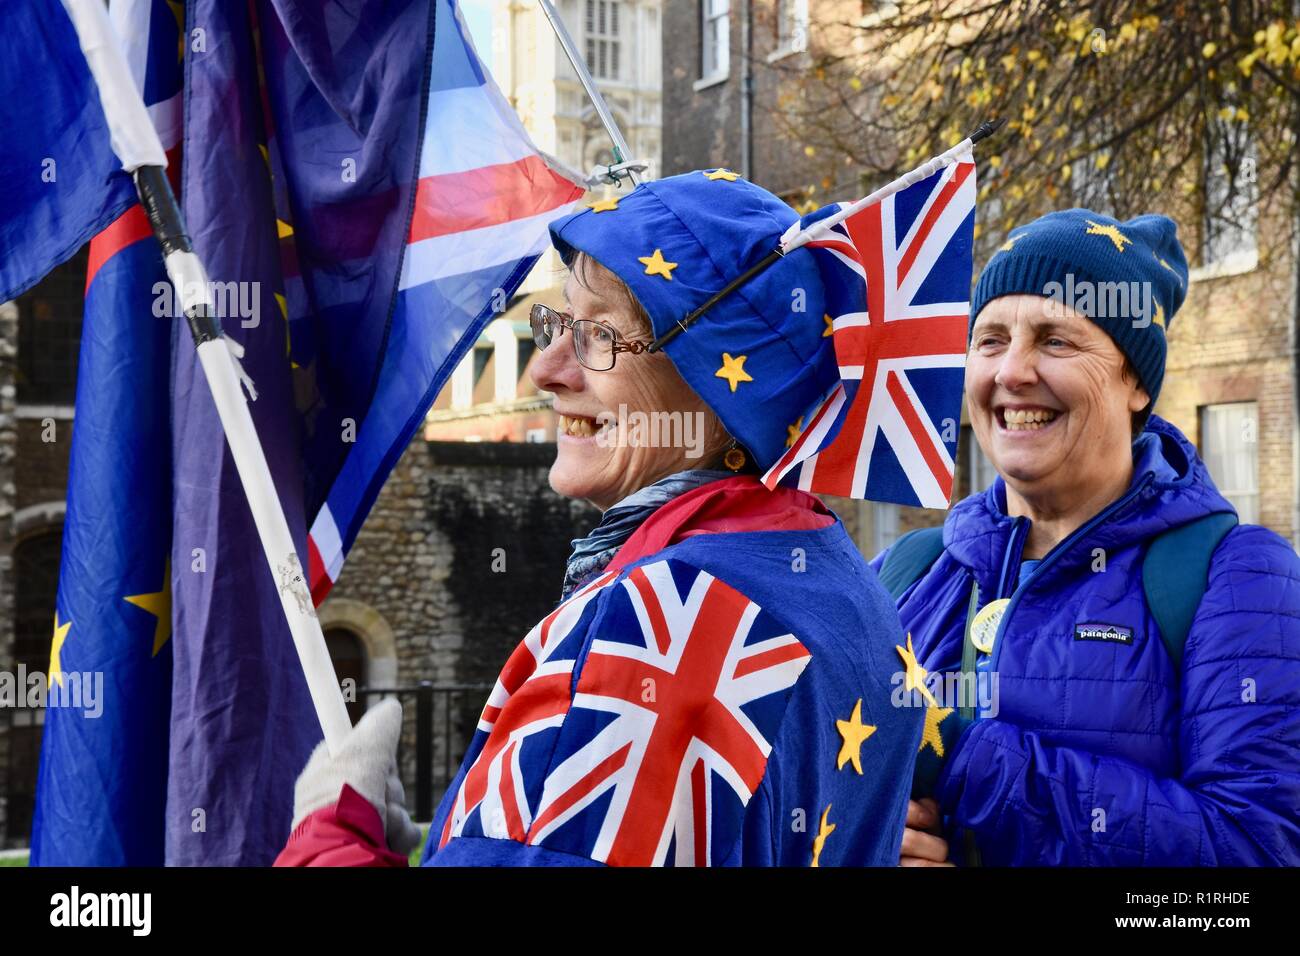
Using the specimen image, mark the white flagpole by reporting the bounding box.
[60,0,353,754]
[536,0,645,187]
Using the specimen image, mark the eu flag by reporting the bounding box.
[29,0,183,866]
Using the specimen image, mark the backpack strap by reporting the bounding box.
[877,526,946,601]
[1141,511,1238,670]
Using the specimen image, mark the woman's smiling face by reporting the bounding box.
[529,255,727,511]
[966,294,1149,499]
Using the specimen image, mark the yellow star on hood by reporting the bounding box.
[1084,220,1132,253]
[835,699,877,773]
[49,613,71,688]
[1152,301,1165,329]
[896,633,938,707]
[811,804,836,867]
[919,705,954,757]
[999,233,1025,253]
[786,417,804,448]
[125,560,172,657]
[588,196,620,213]
[715,352,753,392]
[822,313,835,337]
[638,248,678,280]
[704,168,740,181]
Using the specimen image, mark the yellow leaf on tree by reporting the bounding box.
[1202,41,1217,58]
[1095,153,1110,169]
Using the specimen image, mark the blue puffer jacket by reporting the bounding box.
[869,415,1300,865]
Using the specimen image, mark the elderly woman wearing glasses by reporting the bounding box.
[275,170,926,867]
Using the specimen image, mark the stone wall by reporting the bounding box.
[321,438,600,808]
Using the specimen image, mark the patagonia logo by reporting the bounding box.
[1074,623,1134,645]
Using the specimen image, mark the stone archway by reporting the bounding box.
[316,598,399,702]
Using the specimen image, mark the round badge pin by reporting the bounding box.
[970,598,1010,654]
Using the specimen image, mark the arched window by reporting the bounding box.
[324,627,368,726]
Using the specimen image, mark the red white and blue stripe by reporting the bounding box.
[306,0,583,601]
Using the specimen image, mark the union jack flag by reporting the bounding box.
[439,558,812,866]
[762,155,977,508]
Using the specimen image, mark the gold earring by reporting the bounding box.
[723,440,747,472]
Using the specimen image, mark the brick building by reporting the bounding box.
[660,0,1299,555]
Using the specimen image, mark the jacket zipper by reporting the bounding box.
[987,472,1155,674]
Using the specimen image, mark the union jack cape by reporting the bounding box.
[422,478,924,867]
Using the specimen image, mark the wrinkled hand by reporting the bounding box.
[291,697,422,857]
[899,798,954,867]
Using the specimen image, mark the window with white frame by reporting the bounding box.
[775,0,808,55]
[701,0,730,81]
[1200,401,1259,523]
[585,0,622,81]
[1201,119,1258,273]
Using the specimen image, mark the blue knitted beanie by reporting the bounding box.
[970,208,1189,403]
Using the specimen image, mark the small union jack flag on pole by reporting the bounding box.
[762,150,978,508]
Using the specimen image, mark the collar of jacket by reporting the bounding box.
[941,414,1237,587]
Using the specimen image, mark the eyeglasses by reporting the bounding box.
[529,302,653,372]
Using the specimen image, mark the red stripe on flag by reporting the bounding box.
[732,641,810,679]
[525,741,632,842]
[409,155,583,243]
[85,205,152,293]
[307,534,335,607]
[629,566,673,656]
[691,758,708,866]
[886,370,953,500]
[896,162,973,284]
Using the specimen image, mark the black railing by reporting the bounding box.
[356,682,493,821]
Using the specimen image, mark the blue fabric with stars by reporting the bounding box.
[548,171,842,473]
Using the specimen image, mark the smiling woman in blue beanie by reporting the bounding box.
[274,170,926,867]
[875,208,1300,866]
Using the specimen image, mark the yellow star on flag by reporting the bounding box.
[588,196,620,213]
[704,168,740,181]
[822,313,835,337]
[1084,220,1132,252]
[811,804,836,867]
[786,417,803,448]
[919,705,954,757]
[49,613,71,688]
[896,633,938,707]
[638,248,678,280]
[125,560,173,657]
[714,353,753,392]
[835,699,877,774]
